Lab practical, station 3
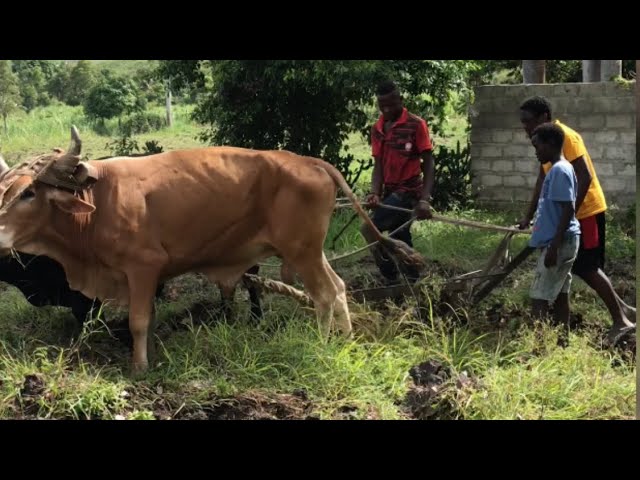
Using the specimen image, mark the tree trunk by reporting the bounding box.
[582,60,600,82]
[600,60,622,81]
[3,114,7,136]
[522,60,545,83]
[165,87,173,128]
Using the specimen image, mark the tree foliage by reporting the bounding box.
[0,61,22,133]
[84,72,144,122]
[158,60,473,187]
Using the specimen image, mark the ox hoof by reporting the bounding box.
[130,362,149,378]
[341,330,354,340]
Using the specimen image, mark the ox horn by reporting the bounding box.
[37,126,97,189]
[0,154,9,176]
[54,125,84,172]
[68,125,82,156]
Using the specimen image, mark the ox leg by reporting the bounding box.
[218,284,236,322]
[244,265,263,322]
[292,255,339,339]
[280,262,296,285]
[323,256,352,336]
[127,274,160,375]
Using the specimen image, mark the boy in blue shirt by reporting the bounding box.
[528,123,581,324]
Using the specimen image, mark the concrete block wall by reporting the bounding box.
[469,82,636,207]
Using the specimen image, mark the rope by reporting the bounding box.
[328,216,415,263]
[243,274,313,307]
[248,204,531,306]
[258,200,531,268]
[335,203,532,234]
[257,216,416,268]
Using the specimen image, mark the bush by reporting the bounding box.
[178,60,472,190]
[106,136,139,157]
[142,140,164,154]
[119,112,165,135]
[84,75,143,122]
[105,135,164,157]
[432,141,473,211]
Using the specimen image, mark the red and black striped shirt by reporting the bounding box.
[371,107,433,197]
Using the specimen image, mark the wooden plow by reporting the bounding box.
[251,201,535,307]
[332,202,535,305]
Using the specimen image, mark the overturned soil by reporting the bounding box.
[12,359,482,420]
[403,359,479,420]
[171,391,315,420]
[3,249,635,420]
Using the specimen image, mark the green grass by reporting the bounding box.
[1,278,633,419]
[0,102,635,420]
[0,203,634,419]
[464,327,635,419]
[0,103,205,164]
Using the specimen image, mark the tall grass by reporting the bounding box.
[0,104,205,163]
[0,101,634,420]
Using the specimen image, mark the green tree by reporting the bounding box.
[11,61,51,111]
[159,60,472,187]
[46,62,73,103]
[133,67,165,104]
[0,60,22,134]
[84,73,144,124]
[11,60,59,81]
[66,60,96,106]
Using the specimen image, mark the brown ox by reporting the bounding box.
[0,127,422,374]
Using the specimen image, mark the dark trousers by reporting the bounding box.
[370,191,418,281]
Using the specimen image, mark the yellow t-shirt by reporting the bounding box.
[541,120,607,219]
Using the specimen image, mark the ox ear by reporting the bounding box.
[49,190,96,215]
[73,162,98,186]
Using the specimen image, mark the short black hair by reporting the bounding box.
[376,80,399,97]
[520,95,553,118]
[531,122,564,151]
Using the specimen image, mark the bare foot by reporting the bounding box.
[605,323,636,347]
[622,304,636,324]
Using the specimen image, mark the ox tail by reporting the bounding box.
[243,274,313,307]
[309,157,427,274]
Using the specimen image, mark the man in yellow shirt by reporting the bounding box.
[517,96,635,345]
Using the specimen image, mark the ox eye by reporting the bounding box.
[20,189,35,201]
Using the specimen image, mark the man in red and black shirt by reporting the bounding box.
[361,80,435,282]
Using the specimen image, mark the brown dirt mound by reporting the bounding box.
[404,360,479,420]
[172,390,316,420]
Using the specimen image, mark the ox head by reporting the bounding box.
[0,126,99,251]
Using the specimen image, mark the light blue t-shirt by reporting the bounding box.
[529,158,581,248]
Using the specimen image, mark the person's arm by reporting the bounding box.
[414,119,435,220]
[562,130,591,214]
[414,150,435,219]
[544,168,577,267]
[570,156,592,214]
[366,125,384,207]
[518,165,545,229]
[545,201,574,267]
[366,155,383,207]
